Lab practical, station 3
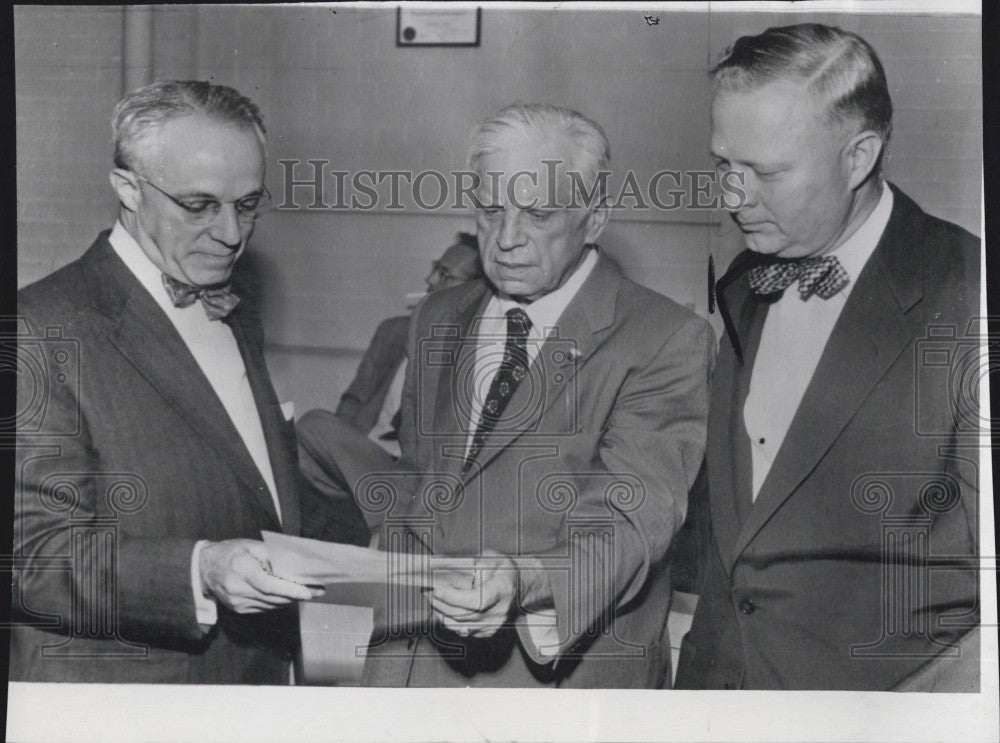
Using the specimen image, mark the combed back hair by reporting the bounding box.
[112,80,266,171]
[466,102,611,202]
[712,24,893,152]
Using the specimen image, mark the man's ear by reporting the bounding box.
[584,200,612,243]
[110,168,142,212]
[843,130,884,190]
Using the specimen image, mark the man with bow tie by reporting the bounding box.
[674,24,981,691]
[361,103,714,687]
[11,80,322,684]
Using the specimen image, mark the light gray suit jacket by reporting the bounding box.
[362,254,715,687]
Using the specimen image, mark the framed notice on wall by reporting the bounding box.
[396,7,481,47]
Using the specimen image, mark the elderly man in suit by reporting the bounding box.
[11,80,322,684]
[674,24,980,691]
[361,102,715,687]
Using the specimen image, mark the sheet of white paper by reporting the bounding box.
[263,531,499,684]
[261,530,429,586]
[262,530,483,587]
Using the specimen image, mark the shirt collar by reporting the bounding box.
[108,220,177,313]
[495,247,599,335]
[829,182,894,297]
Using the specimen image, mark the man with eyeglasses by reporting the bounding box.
[12,80,322,684]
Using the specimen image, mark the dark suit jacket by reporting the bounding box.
[336,315,410,434]
[11,232,301,683]
[675,185,980,690]
[362,254,715,687]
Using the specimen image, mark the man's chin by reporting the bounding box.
[184,267,236,288]
[492,280,545,302]
[742,234,782,256]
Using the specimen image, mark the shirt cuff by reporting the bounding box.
[511,556,561,663]
[191,540,218,629]
[520,608,561,658]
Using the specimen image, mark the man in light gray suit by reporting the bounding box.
[362,103,715,687]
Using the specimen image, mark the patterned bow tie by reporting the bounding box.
[746,255,850,300]
[161,274,240,320]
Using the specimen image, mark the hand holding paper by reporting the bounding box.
[427,552,518,638]
[198,538,324,614]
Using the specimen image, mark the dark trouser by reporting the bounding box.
[296,409,394,546]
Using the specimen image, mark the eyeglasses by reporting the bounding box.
[133,173,272,226]
[429,265,455,282]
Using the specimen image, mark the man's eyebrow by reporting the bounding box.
[168,189,221,200]
[710,153,784,171]
[175,187,264,200]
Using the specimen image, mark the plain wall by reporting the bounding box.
[15,5,982,413]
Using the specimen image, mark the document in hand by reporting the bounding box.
[261,531,416,685]
[260,531,481,684]
[261,529,433,587]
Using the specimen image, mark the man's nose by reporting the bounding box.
[722,167,756,212]
[210,203,244,249]
[496,210,525,251]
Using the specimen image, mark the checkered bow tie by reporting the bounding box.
[746,255,850,300]
[162,274,240,320]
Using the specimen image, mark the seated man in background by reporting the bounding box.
[296,235,482,545]
[334,233,482,453]
[361,102,715,687]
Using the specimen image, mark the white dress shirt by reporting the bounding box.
[109,221,281,625]
[744,185,894,500]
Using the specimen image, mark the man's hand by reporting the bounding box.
[199,539,323,614]
[428,552,518,638]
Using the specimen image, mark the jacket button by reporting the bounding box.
[738,598,756,615]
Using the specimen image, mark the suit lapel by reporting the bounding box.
[709,275,770,573]
[730,188,925,563]
[94,238,282,530]
[432,286,491,478]
[226,307,301,535]
[464,257,619,480]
